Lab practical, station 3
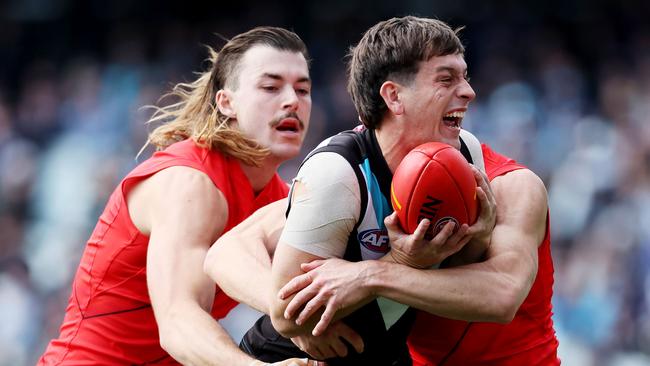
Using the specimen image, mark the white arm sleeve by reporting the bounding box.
[279,152,361,259]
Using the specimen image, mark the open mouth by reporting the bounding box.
[442,111,464,129]
[275,118,300,133]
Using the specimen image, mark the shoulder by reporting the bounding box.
[150,166,226,208]
[135,140,218,180]
[493,168,546,197]
[480,144,529,180]
[132,166,228,237]
[297,152,360,194]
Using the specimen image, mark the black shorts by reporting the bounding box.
[239,307,414,366]
[240,315,310,362]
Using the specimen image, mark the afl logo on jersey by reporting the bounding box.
[358,229,390,253]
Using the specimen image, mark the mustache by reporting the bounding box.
[269,112,305,130]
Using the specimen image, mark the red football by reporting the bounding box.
[390,142,478,238]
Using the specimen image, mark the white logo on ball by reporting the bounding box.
[433,217,459,235]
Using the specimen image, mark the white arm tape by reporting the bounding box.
[280,153,361,259]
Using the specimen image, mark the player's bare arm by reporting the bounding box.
[268,180,367,349]
[205,196,363,359]
[446,164,498,265]
[270,241,365,357]
[278,168,497,333]
[277,211,472,336]
[280,168,544,329]
[268,182,354,337]
[371,168,546,321]
[204,198,287,313]
[130,166,256,366]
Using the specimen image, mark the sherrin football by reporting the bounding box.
[390,142,478,238]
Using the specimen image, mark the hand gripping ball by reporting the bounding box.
[390,142,478,238]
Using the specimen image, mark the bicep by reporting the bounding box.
[145,167,228,313]
[487,169,548,283]
[272,241,324,290]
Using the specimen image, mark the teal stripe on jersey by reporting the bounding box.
[360,159,392,228]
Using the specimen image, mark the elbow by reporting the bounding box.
[158,331,175,357]
[490,301,518,324]
[482,256,537,324]
[203,246,217,279]
[158,319,187,363]
[203,244,225,282]
[480,295,517,324]
[269,303,304,338]
[271,315,301,338]
[486,281,529,324]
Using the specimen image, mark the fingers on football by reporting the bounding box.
[471,165,489,185]
[449,223,469,244]
[384,212,400,232]
[413,218,431,241]
[442,223,468,253]
[466,217,484,235]
[475,186,488,208]
[431,220,455,244]
[458,234,473,248]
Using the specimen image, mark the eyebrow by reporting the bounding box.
[261,73,311,84]
[434,66,468,75]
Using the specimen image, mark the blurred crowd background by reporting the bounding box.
[1,0,649,365]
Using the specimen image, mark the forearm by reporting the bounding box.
[205,200,287,314]
[368,255,534,323]
[270,259,377,338]
[158,301,254,366]
[444,236,489,267]
[206,238,273,313]
[271,297,373,338]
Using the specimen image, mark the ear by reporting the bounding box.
[215,89,236,119]
[379,80,404,116]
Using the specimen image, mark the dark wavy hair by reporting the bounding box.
[347,16,464,129]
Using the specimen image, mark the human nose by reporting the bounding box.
[459,79,476,102]
[282,87,299,112]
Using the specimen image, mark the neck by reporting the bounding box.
[239,156,282,194]
[374,118,414,173]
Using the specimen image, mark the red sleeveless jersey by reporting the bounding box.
[407,143,559,366]
[39,139,288,365]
